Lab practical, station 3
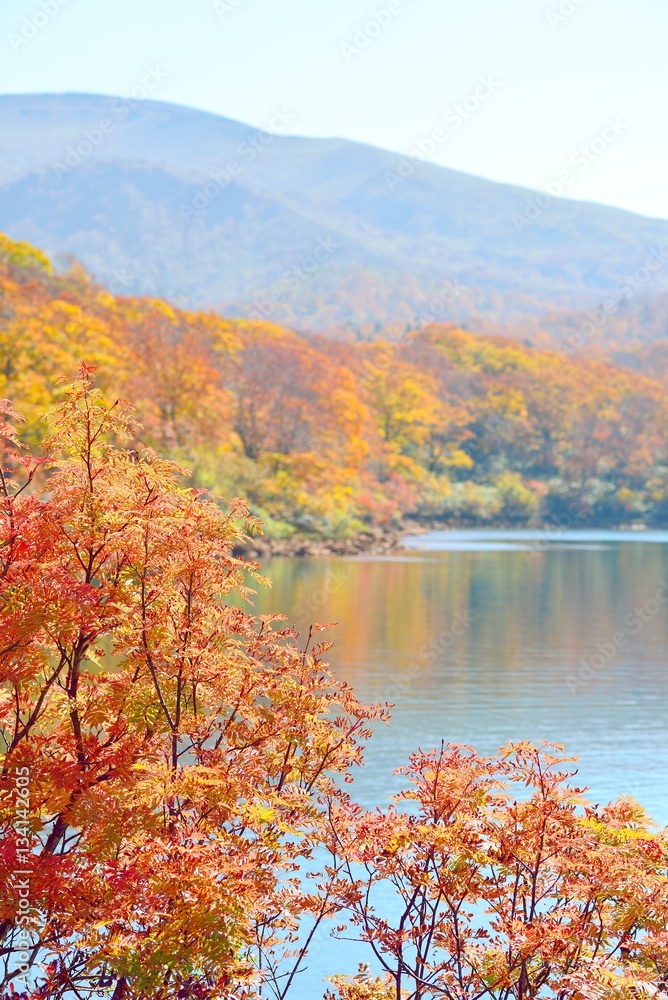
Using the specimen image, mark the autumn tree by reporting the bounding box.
[326,743,668,1000]
[221,324,366,464]
[0,367,383,1000]
[360,344,443,461]
[1,365,668,1000]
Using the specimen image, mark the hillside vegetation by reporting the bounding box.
[2,232,668,536]
[3,374,667,999]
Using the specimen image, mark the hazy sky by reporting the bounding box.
[1,0,667,218]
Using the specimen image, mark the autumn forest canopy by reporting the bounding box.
[2,232,668,539]
[2,231,668,999]
[1,363,668,1000]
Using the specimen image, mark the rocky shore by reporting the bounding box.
[234,523,413,559]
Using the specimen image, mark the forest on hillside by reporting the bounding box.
[2,232,668,538]
[3,369,668,1000]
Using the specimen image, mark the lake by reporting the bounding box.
[250,529,668,993]
[254,529,668,821]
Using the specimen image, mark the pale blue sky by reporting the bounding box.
[1,0,667,218]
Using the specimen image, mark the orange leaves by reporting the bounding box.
[326,965,396,1000]
[225,324,361,464]
[4,231,668,534]
[0,370,386,999]
[327,742,668,1000]
[0,400,25,449]
[3,239,668,997]
[119,307,232,453]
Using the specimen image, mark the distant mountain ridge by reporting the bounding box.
[2,92,668,336]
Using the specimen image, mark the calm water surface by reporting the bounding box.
[248,530,668,993]
[253,529,668,822]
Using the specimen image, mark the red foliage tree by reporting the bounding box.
[0,367,384,999]
[326,743,668,1000]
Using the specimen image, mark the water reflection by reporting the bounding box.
[250,531,668,824]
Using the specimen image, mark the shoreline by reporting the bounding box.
[235,523,412,559]
[234,520,654,560]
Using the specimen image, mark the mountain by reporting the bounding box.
[2,92,668,336]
